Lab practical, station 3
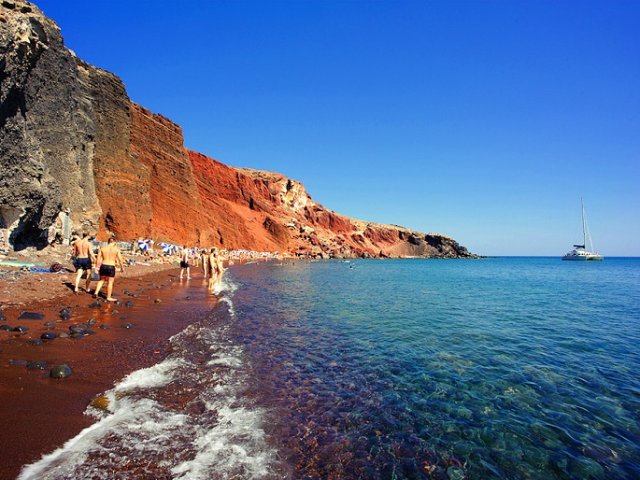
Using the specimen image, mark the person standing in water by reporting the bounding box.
[94,237,125,302]
[179,247,191,280]
[208,248,225,292]
[72,232,95,293]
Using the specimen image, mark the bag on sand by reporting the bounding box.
[50,263,64,273]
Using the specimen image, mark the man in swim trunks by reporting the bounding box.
[93,237,125,302]
[71,232,96,293]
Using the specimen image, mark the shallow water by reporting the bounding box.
[231,257,640,479]
[19,258,640,479]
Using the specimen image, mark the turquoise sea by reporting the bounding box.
[19,257,640,480]
[230,257,640,479]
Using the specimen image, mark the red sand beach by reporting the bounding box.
[0,264,219,480]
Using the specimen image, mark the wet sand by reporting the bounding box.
[0,268,219,480]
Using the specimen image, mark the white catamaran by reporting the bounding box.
[562,199,604,261]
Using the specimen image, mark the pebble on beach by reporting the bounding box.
[41,332,57,340]
[50,364,72,379]
[18,311,44,321]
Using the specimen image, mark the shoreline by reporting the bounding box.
[0,264,221,480]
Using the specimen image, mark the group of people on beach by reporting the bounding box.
[178,247,225,292]
[71,233,227,301]
[71,233,124,302]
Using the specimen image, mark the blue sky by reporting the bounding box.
[36,0,639,256]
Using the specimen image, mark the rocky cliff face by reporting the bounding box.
[0,1,475,258]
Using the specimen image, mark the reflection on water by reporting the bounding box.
[231,258,640,479]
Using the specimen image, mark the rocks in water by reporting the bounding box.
[50,364,72,379]
[18,311,44,321]
[88,301,102,309]
[43,320,56,328]
[0,325,12,331]
[59,307,71,320]
[27,360,48,370]
[86,318,97,326]
[121,322,134,329]
[12,325,28,333]
[41,332,57,340]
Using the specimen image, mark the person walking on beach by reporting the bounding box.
[201,248,209,278]
[179,247,191,280]
[72,232,95,293]
[208,248,225,292]
[94,237,125,302]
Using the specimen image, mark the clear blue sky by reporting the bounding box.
[36,0,639,256]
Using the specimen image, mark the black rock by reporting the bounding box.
[29,339,44,346]
[41,332,57,340]
[59,308,71,320]
[88,301,102,309]
[18,311,44,321]
[86,318,97,326]
[13,325,29,333]
[0,325,12,331]
[27,360,48,370]
[69,324,88,334]
[99,324,111,330]
[50,364,72,379]
[121,323,134,329]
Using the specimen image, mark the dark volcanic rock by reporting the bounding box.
[50,364,72,378]
[0,324,12,331]
[18,311,44,321]
[27,360,48,370]
[41,331,57,340]
[69,324,88,334]
[59,307,71,320]
[12,325,28,332]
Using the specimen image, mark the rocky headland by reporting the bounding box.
[0,0,476,259]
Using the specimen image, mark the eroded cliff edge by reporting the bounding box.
[0,1,476,258]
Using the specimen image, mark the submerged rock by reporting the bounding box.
[27,360,48,370]
[50,364,73,379]
[43,320,56,328]
[12,325,29,333]
[90,394,110,412]
[86,318,97,326]
[0,325,12,331]
[18,312,44,321]
[88,301,102,309]
[41,332,57,340]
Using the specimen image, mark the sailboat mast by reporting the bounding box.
[581,198,587,249]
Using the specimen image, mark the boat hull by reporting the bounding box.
[562,255,604,261]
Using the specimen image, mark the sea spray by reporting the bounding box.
[18,277,282,480]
